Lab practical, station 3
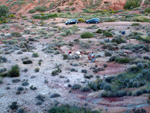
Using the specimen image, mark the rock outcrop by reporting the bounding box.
[101,0,126,10]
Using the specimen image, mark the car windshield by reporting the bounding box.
[89,18,98,21]
[94,18,99,20]
[69,19,76,22]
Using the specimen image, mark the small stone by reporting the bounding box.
[17,108,25,113]
[81,69,87,73]
[36,101,43,105]
[50,93,60,98]
[12,79,20,83]
[18,87,24,91]
[22,81,29,86]
[9,102,18,110]
[36,94,45,101]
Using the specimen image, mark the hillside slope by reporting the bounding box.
[0,0,127,14]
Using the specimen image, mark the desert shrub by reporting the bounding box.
[32,13,58,20]
[105,51,112,56]
[49,3,55,9]
[9,14,15,18]
[29,6,48,13]
[34,68,40,72]
[132,108,147,113]
[17,108,25,113]
[79,41,91,49]
[111,37,126,44]
[63,54,68,60]
[132,16,150,22]
[144,7,150,13]
[69,2,74,6]
[0,77,3,84]
[9,102,18,110]
[29,9,36,13]
[117,91,127,97]
[32,53,39,58]
[80,86,90,92]
[87,25,99,29]
[11,32,22,37]
[136,36,150,43]
[115,57,131,64]
[57,8,61,12]
[64,7,70,11]
[108,56,116,62]
[96,29,104,34]
[51,67,62,76]
[72,84,81,90]
[131,23,140,26]
[101,90,127,97]
[101,91,112,97]
[81,32,94,38]
[48,105,91,113]
[0,5,9,17]
[133,89,144,96]
[23,60,33,64]
[78,18,85,23]
[103,31,113,37]
[88,82,99,91]
[148,94,150,103]
[35,6,48,12]
[8,65,20,77]
[71,7,75,11]
[103,83,112,91]
[103,17,116,22]
[124,0,141,9]
[105,76,115,83]
[38,60,42,66]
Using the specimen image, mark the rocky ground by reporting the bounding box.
[0,17,150,113]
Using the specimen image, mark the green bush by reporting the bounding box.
[11,32,22,37]
[131,23,140,26]
[80,86,90,92]
[62,54,68,60]
[34,68,40,72]
[32,13,58,20]
[48,105,91,113]
[49,3,55,9]
[8,65,20,77]
[103,31,113,37]
[132,16,150,22]
[71,7,75,11]
[72,84,81,90]
[32,53,39,58]
[69,2,74,6]
[144,7,150,13]
[148,94,150,103]
[111,37,126,44]
[52,67,62,76]
[136,36,150,43]
[124,0,141,9]
[81,32,94,38]
[29,6,48,13]
[0,5,9,17]
[96,29,104,34]
[115,57,131,64]
[78,18,85,23]
[35,6,48,12]
[29,9,36,13]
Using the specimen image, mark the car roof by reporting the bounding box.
[91,18,99,20]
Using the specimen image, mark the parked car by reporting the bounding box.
[65,19,78,25]
[86,18,100,24]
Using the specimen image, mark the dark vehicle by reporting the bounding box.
[66,19,78,25]
[86,18,100,24]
